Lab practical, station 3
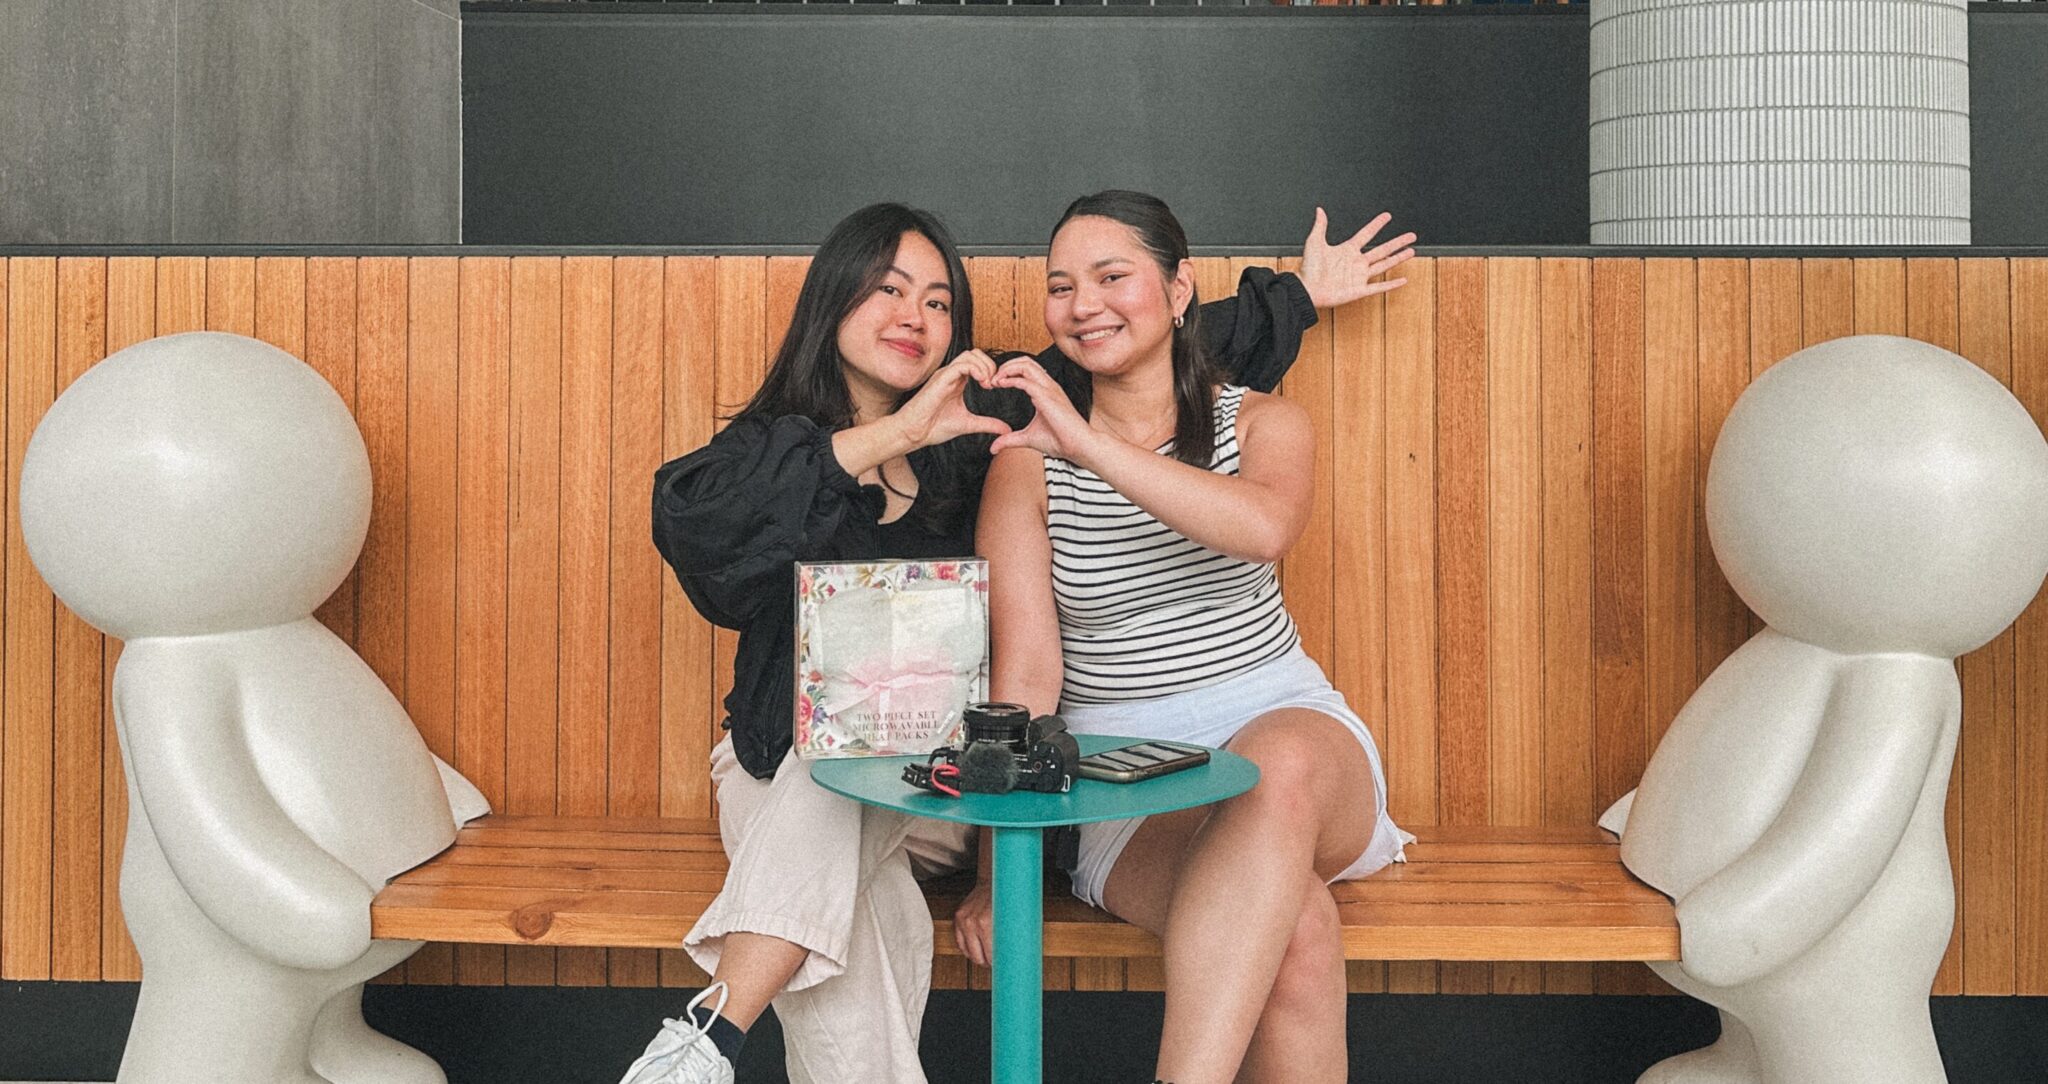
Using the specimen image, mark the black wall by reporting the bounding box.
[1966,6,2048,247]
[7,982,2046,1083]
[461,4,2048,249]
[461,6,1590,247]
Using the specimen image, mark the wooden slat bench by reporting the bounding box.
[372,816,1678,964]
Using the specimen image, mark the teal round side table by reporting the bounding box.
[810,733,1258,1084]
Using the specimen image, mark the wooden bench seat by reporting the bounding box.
[372,815,1678,964]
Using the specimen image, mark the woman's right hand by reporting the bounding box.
[891,350,1012,449]
[987,355,1101,464]
[953,878,996,967]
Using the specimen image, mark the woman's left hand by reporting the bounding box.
[1295,208,1416,311]
[953,879,996,967]
[987,356,1098,462]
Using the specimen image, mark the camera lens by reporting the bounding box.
[964,701,1032,753]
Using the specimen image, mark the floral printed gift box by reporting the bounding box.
[794,559,990,759]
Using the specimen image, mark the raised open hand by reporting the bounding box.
[1296,208,1417,311]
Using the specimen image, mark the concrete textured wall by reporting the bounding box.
[1590,0,1972,245]
[0,0,460,244]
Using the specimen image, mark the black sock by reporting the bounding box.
[686,1002,746,1065]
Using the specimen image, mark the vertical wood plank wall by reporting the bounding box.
[0,254,2043,996]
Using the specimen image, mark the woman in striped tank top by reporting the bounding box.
[957,192,1415,1084]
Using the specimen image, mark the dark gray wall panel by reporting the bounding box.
[372,1,463,241]
[172,0,459,243]
[463,5,2048,249]
[173,0,378,241]
[1,0,457,244]
[461,9,1591,247]
[0,0,175,244]
[1968,10,2048,248]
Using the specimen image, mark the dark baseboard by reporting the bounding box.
[4,982,2043,1083]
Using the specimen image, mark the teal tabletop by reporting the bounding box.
[808,733,1259,828]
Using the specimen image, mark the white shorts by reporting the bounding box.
[1059,645,1413,909]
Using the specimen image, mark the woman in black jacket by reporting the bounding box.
[635,201,1412,1084]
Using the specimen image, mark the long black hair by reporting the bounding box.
[735,203,982,534]
[1050,190,1225,469]
[736,203,974,428]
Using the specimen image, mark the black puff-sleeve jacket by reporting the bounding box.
[654,267,1318,780]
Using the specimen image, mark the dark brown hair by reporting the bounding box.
[1050,190,1224,469]
[736,202,972,428]
[735,203,979,534]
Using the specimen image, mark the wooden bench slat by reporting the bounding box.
[1340,880,1667,905]
[1337,901,1676,928]
[1403,825,1617,845]
[377,883,718,911]
[419,846,730,873]
[1398,841,1626,864]
[1338,926,1678,962]
[373,904,699,949]
[374,884,717,947]
[373,815,1679,963]
[451,827,727,853]
[458,814,723,835]
[936,920,1162,959]
[1371,861,1647,884]
[923,921,1677,963]
[395,864,730,894]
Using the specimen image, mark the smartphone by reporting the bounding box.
[1075,740,1211,784]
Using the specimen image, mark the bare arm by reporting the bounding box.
[981,448,1065,718]
[955,447,1064,966]
[1073,393,1313,564]
[830,349,1007,476]
[990,357,1315,564]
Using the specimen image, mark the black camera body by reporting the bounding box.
[903,702,1080,796]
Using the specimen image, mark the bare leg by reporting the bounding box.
[1100,709,1377,1084]
[710,933,811,1030]
[1233,875,1348,1084]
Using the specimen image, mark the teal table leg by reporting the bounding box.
[990,826,1043,1083]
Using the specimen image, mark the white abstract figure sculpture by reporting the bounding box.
[19,332,489,1084]
[1604,335,2048,1084]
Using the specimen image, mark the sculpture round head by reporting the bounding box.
[1706,335,2048,658]
[20,332,370,640]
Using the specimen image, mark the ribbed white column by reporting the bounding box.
[1590,0,1971,245]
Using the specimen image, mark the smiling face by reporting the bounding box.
[1044,215,1194,378]
[834,230,955,415]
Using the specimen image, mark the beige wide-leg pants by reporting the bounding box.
[684,738,974,1084]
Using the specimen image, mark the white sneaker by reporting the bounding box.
[618,982,737,1084]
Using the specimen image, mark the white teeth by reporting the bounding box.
[1079,328,1119,342]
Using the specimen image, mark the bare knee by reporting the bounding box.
[1227,737,1326,826]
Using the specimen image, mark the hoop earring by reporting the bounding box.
[1173,313,1185,329]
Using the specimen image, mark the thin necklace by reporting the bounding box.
[1106,417,1174,451]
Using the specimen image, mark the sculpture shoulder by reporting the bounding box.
[112,637,238,731]
[1620,632,1842,894]
[1832,653,1958,720]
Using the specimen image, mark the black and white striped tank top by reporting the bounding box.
[1043,384,1300,705]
